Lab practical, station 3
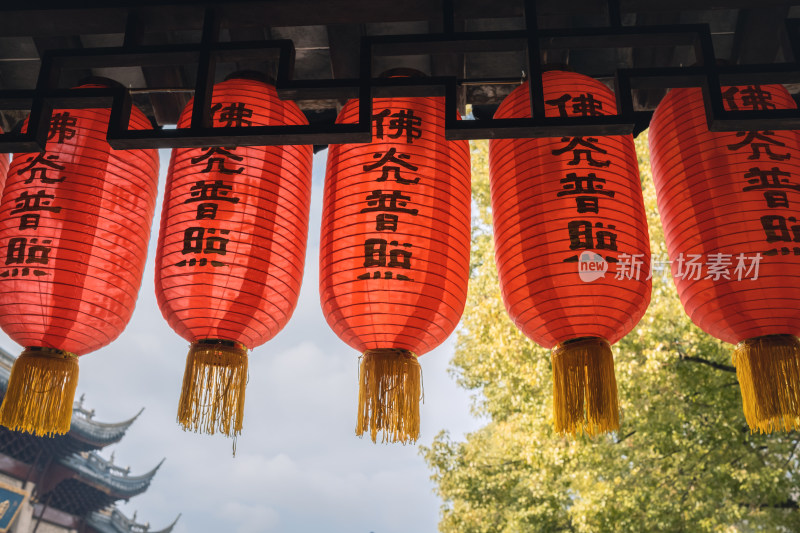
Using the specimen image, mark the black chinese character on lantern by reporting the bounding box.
[185,180,240,205]
[360,190,419,216]
[18,214,40,230]
[357,238,413,281]
[194,203,218,220]
[375,213,399,232]
[558,173,616,197]
[557,172,615,214]
[362,148,420,185]
[16,154,66,184]
[372,109,422,143]
[184,177,241,221]
[545,93,604,117]
[551,137,611,168]
[48,112,77,143]
[11,190,61,216]
[722,85,775,111]
[727,131,790,161]
[742,167,800,192]
[741,86,776,110]
[177,227,231,267]
[763,191,790,208]
[564,220,618,262]
[1,237,52,277]
[5,236,51,265]
[190,147,244,174]
[760,214,800,256]
[211,102,254,127]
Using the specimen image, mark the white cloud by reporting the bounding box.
[220,502,280,533]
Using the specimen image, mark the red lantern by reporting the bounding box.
[155,75,313,437]
[320,88,471,443]
[489,71,651,435]
[0,82,159,436]
[649,83,800,432]
[0,131,8,191]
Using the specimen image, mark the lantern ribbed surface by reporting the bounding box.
[650,84,800,433]
[320,96,470,355]
[0,83,158,436]
[155,77,312,438]
[649,84,800,344]
[0,133,8,191]
[320,94,470,443]
[490,72,651,349]
[155,77,313,347]
[0,86,159,354]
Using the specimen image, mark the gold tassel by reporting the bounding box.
[552,337,619,436]
[733,334,800,433]
[0,348,79,436]
[356,349,421,444]
[177,339,248,438]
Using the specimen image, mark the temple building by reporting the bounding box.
[0,348,178,533]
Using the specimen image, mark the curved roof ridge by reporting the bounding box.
[57,453,163,497]
[68,403,144,448]
[126,457,166,482]
[74,407,144,430]
[87,508,181,533]
[150,513,182,533]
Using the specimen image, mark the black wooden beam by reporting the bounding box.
[631,11,680,110]
[731,6,791,65]
[327,23,364,80]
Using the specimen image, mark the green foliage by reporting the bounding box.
[422,135,800,533]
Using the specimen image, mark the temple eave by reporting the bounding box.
[56,454,161,498]
[87,509,181,533]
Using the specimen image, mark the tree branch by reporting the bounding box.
[739,500,800,509]
[766,500,799,509]
[679,354,736,373]
[783,438,800,470]
[615,430,636,444]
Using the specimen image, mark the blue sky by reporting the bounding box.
[0,148,483,533]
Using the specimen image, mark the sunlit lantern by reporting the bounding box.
[489,71,651,435]
[0,82,159,436]
[320,86,471,443]
[649,83,800,432]
[155,75,313,438]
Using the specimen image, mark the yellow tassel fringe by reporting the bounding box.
[177,340,248,438]
[733,334,800,433]
[356,349,422,444]
[0,348,79,437]
[552,337,619,436]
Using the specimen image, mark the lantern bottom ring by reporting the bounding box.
[25,346,77,359]
[195,338,247,351]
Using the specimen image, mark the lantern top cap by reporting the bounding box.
[378,67,427,79]
[76,76,126,90]
[224,70,275,86]
[540,64,574,73]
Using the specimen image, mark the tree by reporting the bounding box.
[421,135,800,533]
